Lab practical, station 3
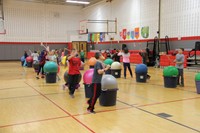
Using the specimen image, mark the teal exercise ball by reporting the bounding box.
[44,61,58,73]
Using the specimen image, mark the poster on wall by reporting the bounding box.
[131,31,134,39]
[126,31,131,39]
[134,27,140,39]
[141,26,149,38]
[100,33,105,42]
[122,29,127,40]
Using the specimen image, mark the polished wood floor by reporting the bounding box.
[0,61,200,133]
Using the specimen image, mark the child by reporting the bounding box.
[174,48,185,87]
[112,49,120,62]
[31,50,39,62]
[118,47,133,79]
[67,49,81,98]
[36,50,47,79]
[80,50,85,63]
[87,52,110,114]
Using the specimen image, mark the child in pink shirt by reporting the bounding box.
[118,47,133,79]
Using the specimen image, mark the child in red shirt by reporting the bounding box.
[67,49,81,98]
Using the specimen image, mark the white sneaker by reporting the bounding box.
[62,84,66,90]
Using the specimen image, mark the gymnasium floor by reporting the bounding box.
[0,62,200,133]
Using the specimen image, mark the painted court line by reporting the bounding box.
[25,82,95,133]
[117,99,200,133]
[137,97,200,107]
[0,116,70,128]
[0,94,40,100]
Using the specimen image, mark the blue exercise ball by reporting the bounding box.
[135,64,148,73]
[21,56,25,62]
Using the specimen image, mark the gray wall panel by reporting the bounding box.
[0,44,67,60]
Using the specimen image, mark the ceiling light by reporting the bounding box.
[66,0,90,5]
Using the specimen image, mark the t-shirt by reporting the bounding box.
[48,55,57,62]
[176,53,184,69]
[118,52,130,63]
[80,52,85,58]
[92,61,103,83]
[31,53,39,61]
[68,57,81,75]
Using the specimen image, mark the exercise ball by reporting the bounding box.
[83,69,94,84]
[44,61,58,73]
[21,56,25,62]
[163,66,178,77]
[64,71,82,83]
[88,57,97,66]
[195,73,200,81]
[135,64,148,73]
[104,58,113,65]
[26,56,33,62]
[111,62,121,70]
[101,75,118,90]
[33,60,39,71]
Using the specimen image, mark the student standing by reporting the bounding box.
[87,52,110,113]
[36,50,47,79]
[118,47,133,79]
[80,50,85,63]
[112,49,120,62]
[67,49,81,98]
[174,48,185,87]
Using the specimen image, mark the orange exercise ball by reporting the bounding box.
[88,57,97,66]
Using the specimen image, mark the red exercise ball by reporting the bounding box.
[26,56,33,62]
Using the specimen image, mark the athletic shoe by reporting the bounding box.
[41,75,45,78]
[62,84,66,90]
[69,93,74,98]
[180,84,184,87]
[36,76,39,79]
[75,84,80,89]
[87,109,96,114]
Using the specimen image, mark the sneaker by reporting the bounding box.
[69,93,74,98]
[41,75,45,78]
[180,84,184,87]
[36,76,39,79]
[62,84,66,90]
[75,84,80,89]
[87,109,96,114]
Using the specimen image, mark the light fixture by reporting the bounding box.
[66,0,90,5]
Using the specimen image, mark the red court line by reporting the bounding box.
[137,97,200,107]
[25,82,95,133]
[73,107,133,117]
[0,116,70,128]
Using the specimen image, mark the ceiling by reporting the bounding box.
[17,0,104,7]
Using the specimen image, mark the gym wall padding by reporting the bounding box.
[0,44,66,60]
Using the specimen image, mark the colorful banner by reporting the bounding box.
[122,29,127,40]
[141,26,149,38]
[127,31,130,39]
[131,31,134,39]
[134,27,140,39]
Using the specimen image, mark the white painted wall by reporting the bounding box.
[0,0,82,42]
[81,0,159,41]
[161,0,200,38]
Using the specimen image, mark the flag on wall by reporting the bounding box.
[141,26,149,38]
[134,27,140,39]
[122,29,127,40]
[127,31,130,39]
[131,31,134,39]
